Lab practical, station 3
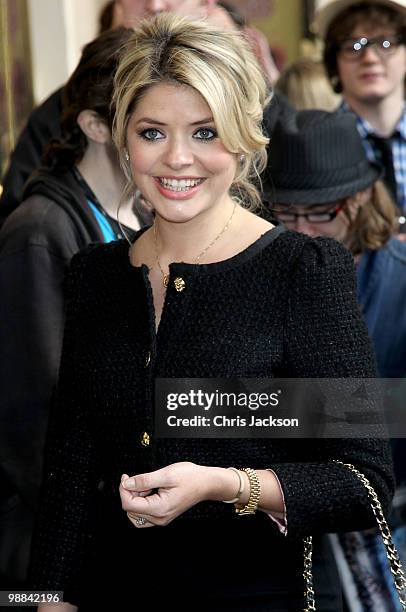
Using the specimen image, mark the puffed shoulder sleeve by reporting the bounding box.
[274,236,394,539]
[28,249,98,605]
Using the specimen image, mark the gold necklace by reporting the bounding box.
[153,201,237,288]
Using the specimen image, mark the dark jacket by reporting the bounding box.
[357,239,406,378]
[29,228,394,610]
[0,167,104,584]
[0,88,63,228]
[357,239,406,487]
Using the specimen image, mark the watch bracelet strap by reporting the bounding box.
[303,460,406,612]
[235,468,261,515]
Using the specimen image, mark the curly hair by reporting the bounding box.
[345,181,399,256]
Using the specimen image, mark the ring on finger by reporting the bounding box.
[134,516,147,527]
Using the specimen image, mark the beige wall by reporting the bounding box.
[253,0,304,67]
[28,0,106,104]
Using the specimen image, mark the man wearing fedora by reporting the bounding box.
[314,0,406,231]
[266,108,406,612]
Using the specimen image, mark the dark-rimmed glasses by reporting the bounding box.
[338,36,404,61]
[271,204,344,224]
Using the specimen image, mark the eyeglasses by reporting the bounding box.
[271,204,344,224]
[338,36,404,60]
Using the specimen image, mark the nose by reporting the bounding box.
[360,44,381,63]
[145,0,167,15]
[163,138,194,170]
[294,217,319,237]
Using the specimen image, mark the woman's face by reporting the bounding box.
[126,82,237,224]
[272,200,352,242]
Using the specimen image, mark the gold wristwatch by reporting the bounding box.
[235,468,261,515]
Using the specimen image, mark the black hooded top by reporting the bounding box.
[0,167,106,511]
[0,167,141,588]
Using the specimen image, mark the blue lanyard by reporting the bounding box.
[72,166,121,243]
[86,200,117,243]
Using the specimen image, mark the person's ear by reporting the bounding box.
[77,110,110,145]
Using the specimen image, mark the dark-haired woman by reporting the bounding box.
[0,27,147,589]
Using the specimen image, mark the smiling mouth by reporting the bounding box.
[157,177,205,192]
[360,72,382,78]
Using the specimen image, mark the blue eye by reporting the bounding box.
[194,128,217,141]
[140,128,164,141]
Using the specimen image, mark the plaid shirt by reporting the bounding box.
[340,101,406,214]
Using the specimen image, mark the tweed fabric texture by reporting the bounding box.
[29,227,394,606]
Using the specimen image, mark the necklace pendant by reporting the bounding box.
[163,274,169,288]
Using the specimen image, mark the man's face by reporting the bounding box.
[337,22,406,105]
[116,1,148,26]
[145,0,208,18]
[117,0,210,26]
[271,201,351,241]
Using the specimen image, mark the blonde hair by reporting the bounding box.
[345,181,399,256]
[276,58,341,111]
[112,13,270,210]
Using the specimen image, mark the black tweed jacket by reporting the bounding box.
[29,226,394,609]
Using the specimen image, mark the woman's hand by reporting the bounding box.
[119,462,234,528]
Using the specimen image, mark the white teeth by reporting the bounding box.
[159,177,203,191]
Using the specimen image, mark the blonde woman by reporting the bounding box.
[30,15,393,612]
[276,57,341,111]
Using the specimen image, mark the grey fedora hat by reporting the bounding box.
[264,110,383,205]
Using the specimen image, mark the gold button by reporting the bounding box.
[145,351,151,367]
[141,432,150,447]
[174,277,185,292]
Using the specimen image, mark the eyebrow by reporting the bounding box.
[134,117,215,126]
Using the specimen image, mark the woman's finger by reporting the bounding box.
[127,512,155,528]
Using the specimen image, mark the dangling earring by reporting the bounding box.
[124,149,130,162]
[239,154,245,163]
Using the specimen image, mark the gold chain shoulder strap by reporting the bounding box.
[303,535,316,611]
[303,460,406,612]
